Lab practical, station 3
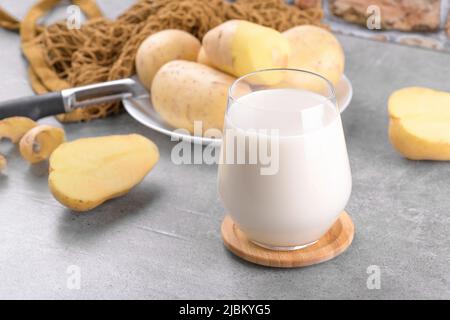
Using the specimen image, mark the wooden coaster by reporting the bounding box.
[221,211,354,268]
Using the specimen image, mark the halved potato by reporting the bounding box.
[49,134,159,211]
[388,87,450,160]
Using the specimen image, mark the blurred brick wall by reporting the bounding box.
[293,0,450,51]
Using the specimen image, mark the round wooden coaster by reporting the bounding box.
[221,211,354,268]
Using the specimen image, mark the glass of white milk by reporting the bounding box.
[218,69,352,250]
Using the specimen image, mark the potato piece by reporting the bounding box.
[388,87,450,160]
[0,117,38,170]
[0,117,37,143]
[19,125,65,164]
[49,134,159,212]
[0,154,6,172]
[151,60,237,134]
[136,29,201,90]
[283,25,345,88]
[388,87,450,120]
[202,20,290,83]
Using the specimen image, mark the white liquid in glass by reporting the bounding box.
[218,88,352,248]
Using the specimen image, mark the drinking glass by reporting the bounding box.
[218,69,352,250]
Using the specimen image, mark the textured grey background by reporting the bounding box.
[0,0,450,299]
[324,0,450,53]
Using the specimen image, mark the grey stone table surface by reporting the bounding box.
[1,1,450,300]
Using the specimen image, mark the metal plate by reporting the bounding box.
[123,74,353,145]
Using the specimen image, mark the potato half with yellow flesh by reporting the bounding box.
[49,134,159,211]
[388,87,450,160]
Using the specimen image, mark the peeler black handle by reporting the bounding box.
[0,92,65,120]
[0,78,147,121]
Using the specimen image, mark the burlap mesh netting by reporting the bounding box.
[0,0,324,122]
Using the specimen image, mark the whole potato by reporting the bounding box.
[151,60,237,134]
[283,25,344,87]
[135,30,201,90]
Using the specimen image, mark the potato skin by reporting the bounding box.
[19,125,65,164]
[202,20,237,75]
[135,30,201,90]
[151,60,236,134]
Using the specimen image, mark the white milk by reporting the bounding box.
[218,88,352,249]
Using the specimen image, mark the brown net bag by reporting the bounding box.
[0,0,325,122]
